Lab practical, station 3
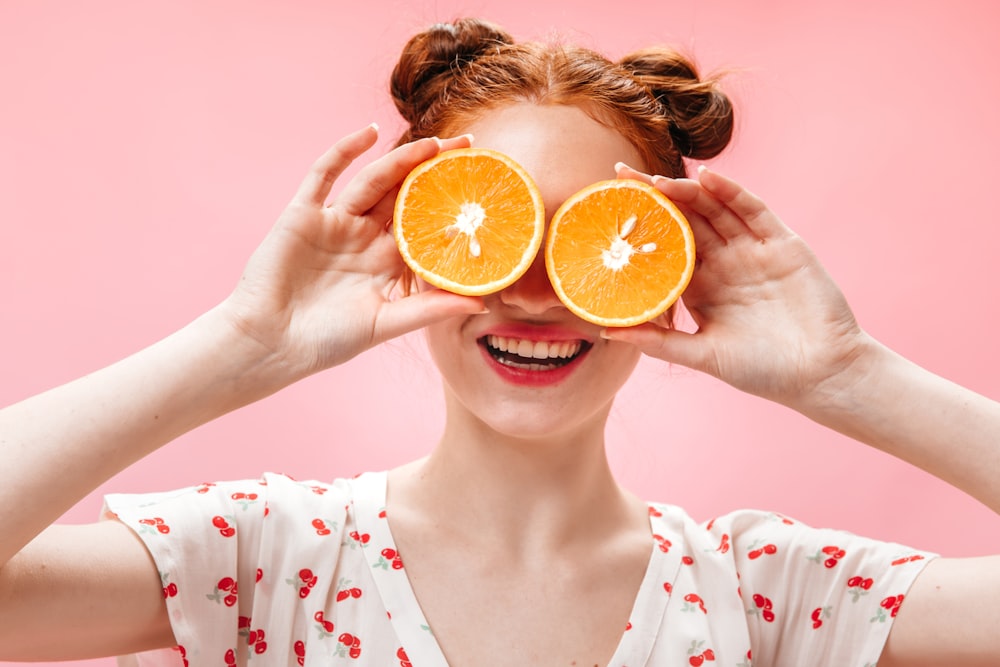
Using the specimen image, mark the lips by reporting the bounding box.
[480,334,591,371]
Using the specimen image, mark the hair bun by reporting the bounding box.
[619,49,734,160]
[391,18,514,126]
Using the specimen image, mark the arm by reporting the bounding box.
[0,126,482,659]
[607,164,1000,664]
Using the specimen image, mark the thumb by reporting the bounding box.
[603,323,712,374]
[374,289,486,343]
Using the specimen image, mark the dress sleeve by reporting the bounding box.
[102,473,342,667]
[712,510,936,667]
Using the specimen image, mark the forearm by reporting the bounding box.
[0,305,284,564]
[801,334,1000,514]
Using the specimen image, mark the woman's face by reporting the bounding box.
[423,103,647,441]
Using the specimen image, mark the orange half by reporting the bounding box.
[545,179,696,327]
[393,148,545,296]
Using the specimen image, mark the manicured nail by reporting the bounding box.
[651,174,667,185]
[599,328,611,339]
[614,161,632,173]
[697,164,708,174]
[369,122,380,132]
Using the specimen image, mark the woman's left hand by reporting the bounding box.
[606,165,872,408]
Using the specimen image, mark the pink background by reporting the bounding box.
[2,1,999,663]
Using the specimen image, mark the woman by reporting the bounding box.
[2,17,998,667]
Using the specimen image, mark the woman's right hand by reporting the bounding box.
[219,125,484,383]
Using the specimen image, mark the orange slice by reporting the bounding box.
[545,179,696,327]
[393,148,545,296]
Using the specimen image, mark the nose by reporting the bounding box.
[495,249,564,315]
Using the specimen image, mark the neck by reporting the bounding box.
[388,393,647,556]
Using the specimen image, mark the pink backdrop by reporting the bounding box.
[3,1,999,664]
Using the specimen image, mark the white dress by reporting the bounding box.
[103,471,934,666]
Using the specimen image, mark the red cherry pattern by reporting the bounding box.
[891,554,925,566]
[747,543,777,560]
[224,648,236,666]
[212,515,236,538]
[247,626,268,655]
[752,593,776,623]
[206,576,238,606]
[376,548,404,570]
[312,518,332,536]
[652,534,672,553]
[337,632,363,659]
[288,568,318,599]
[314,610,336,635]
[686,640,716,666]
[138,517,170,535]
[398,646,412,667]
[683,593,708,614]
[174,645,189,667]
[810,605,832,629]
[293,640,306,666]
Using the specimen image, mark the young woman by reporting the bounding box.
[2,17,999,667]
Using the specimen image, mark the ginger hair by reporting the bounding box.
[390,18,734,178]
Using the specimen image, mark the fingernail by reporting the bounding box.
[462,133,475,144]
[599,328,611,339]
[369,122,380,132]
[614,161,632,173]
[478,307,490,314]
[697,164,708,174]
[651,175,667,185]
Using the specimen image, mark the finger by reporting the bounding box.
[293,123,380,207]
[648,177,725,250]
[653,173,756,243]
[363,134,475,225]
[374,289,486,343]
[614,162,655,185]
[697,167,791,240]
[602,324,713,374]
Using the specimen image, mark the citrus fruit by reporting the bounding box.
[393,148,545,296]
[544,179,696,327]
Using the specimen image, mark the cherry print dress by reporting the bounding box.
[104,471,935,667]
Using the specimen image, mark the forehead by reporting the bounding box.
[458,103,646,211]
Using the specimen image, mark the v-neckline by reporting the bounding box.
[351,471,683,667]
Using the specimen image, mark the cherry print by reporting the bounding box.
[716,533,730,554]
[705,517,716,531]
[349,530,371,545]
[891,554,926,566]
[212,515,236,538]
[314,610,335,634]
[663,582,673,594]
[682,555,695,566]
[687,640,715,666]
[207,576,238,606]
[881,594,905,617]
[649,505,664,517]
[195,482,215,494]
[751,593,775,622]
[256,568,263,583]
[625,621,633,631]
[376,548,404,570]
[335,632,362,659]
[312,518,332,536]
[378,509,387,519]
[289,568,318,598]
[808,545,845,568]
[138,517,170,534]
[162,582,178,598]
[247,627,268,655]
[294,640,306,666]
[811,605,832,629]
[238,616,252,631]
[683,593,708,614]
[224,648,236,666]
[174,645,189,667]
[652,534,672,553]
[398,646,412,667]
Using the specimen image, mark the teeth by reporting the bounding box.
[486,335,583,360]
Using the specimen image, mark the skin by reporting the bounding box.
[1,103,999,665]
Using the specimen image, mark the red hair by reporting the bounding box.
[390,18,734,178]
